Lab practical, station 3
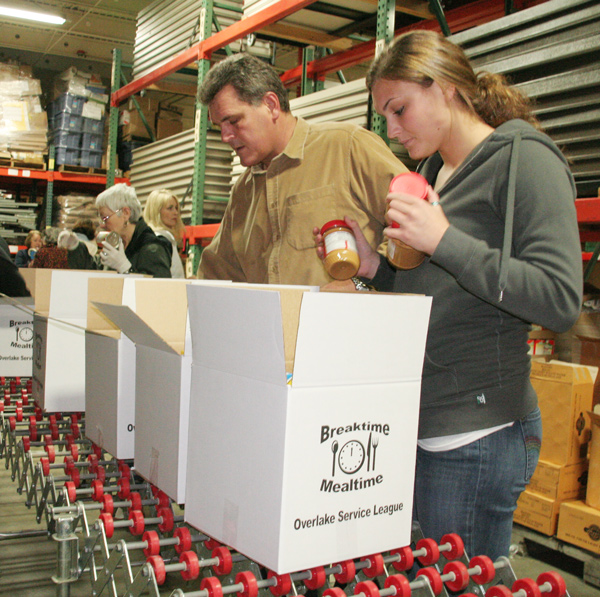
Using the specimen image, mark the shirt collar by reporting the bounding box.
[249,116,308,174]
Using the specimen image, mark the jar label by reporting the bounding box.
[324,230,357,256]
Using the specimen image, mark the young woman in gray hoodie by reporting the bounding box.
[347,30,582,561]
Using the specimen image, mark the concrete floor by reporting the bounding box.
[2,454,600,596]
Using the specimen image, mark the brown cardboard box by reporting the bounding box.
[531,360,595,465]
[528,459,588,501]
[557,500,600,554]
[121,111,155,140]
[156,116,183,140]
[514,490,561,535]
[587,411,600,509]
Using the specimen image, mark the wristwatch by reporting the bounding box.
[351,277,373,292]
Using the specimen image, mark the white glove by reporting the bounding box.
[100,240,132,273]
[57,230,80,250]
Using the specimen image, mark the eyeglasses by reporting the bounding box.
[101,209,122,224]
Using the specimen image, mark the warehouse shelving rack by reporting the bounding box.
[106,0,537,270]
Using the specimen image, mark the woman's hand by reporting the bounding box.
[313,216,380,281]
[385,186,449,256]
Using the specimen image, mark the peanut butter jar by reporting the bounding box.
[321,219,360,280]
[387,172,429,270]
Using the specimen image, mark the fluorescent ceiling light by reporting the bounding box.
[0,6,65,25]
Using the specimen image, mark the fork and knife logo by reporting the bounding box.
[366,431,379,472]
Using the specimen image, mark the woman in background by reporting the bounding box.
[143,189,186,278]
[14,230,42,268]
[31,227,69,269]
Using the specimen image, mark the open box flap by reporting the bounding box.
[49,271,124,321]
[293,292,432,387]
[93,302,176,354]
[187,284,288,386]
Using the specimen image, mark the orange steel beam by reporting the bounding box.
[279,0,549,87]
[111,0,320,106]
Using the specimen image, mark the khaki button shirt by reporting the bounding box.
[197,117,407,286]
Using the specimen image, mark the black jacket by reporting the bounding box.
[0,238,30,297]
[68,218,172,278]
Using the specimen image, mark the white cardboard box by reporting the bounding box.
[0,297,34,377]
[92,279,225,502]
[85,277,139,460]
[184,285,432,574]
[26,270,125,412]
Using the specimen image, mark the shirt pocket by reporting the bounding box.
[286,184,341,250]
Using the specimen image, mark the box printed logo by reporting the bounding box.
[320,422,388,493]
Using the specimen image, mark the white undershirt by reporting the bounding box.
[417,422,514,452]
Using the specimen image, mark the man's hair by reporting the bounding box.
[198,53,290,112]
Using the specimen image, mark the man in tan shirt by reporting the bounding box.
[196,53,408,286]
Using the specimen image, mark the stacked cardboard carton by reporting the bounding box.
[557,404,600,554]
[514,360,594,535]
[0,62,47,164]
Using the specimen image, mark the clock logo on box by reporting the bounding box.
[320,422,388,494]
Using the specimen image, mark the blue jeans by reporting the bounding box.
[414,407,542,561]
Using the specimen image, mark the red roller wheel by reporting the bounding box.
[443,561,469,593]
[87,453,98,472]
[44,436,53,448]
[22,437,31,452]
[102,494,114,515]
[537,571,567,597]
[460,594,479,597]
[15,406,23,421]
[129,510,145,535]
[91,479,104,502]
[118,462,130,479]
[92,443,103,458]
[304,566,326,590]
[512,578,541,597]
[147,555,166,585]
[213,546,233,576]
[117,477,130,499]
[50,423,59,441]
[69,468,81,488]
[65,481,77,503]
[267,570,292,596]
[384,574,412,597]
[201,576,224,597]
[94,466,106,484]
[155,490,170,510]
[34,407,42,421]
[334,559,356,583]
[236,570,259,597]
[64,456,74,474]
[324,589,346,597]
[441,533,465,560]
[130,492,142,511]
[46,444,56,463]
[143,530,161,557]
[70,423,80,439]
[29,422,38,441]
[70,413,79,426]
[416,567,443,596]
[361,553,385,578]
[416,538,440,566]
[485,587,513,597]
[470,555,496,585]
[391,546,414,572]
[65,434,75,448]
[180,550,200,581]
[174,527,192,554]
[205,537,221,550]
[355,580,380,597]
[99,513,114,538]
[70,444,79,461]
[157,507,174,533]
[41,457,50,477]
[9,416,17,431]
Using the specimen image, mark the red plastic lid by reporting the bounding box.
[320,219,349,235]
[389,172,429,199]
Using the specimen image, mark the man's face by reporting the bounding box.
[209,85,280,168]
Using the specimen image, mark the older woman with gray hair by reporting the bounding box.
[59,183,172,278]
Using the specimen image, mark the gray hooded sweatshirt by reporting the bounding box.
[370,119,582,439]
